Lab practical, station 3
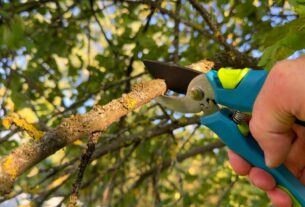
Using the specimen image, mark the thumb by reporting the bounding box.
[249,61,300,168]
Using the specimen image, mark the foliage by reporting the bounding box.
[258,17,305,69]
[0,0,304,206]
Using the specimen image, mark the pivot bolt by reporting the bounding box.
[190,87,204,100]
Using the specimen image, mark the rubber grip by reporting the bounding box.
[201,109,305,206]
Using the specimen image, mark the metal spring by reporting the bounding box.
[232,111,251,124]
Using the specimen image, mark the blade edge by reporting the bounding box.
[143,60,201,94]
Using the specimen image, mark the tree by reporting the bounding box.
[0,0,304,206]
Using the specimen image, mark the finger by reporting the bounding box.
[285,126,305,177]
[299,169,305,186]
[227,150,251,176]
[248,167,276,191]
[250,116,295,167]
[267,188,292,207]
[299,168,305,186]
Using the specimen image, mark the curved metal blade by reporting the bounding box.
[143,60,201,94]
[156,74,219,114]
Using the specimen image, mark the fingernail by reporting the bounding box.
[265,152,278,168]
[265,155,277,168]
[266,159,273,168]
[266,157,280,168]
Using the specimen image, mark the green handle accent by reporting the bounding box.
[278,185,302,207]
[217,68,250,89]
[237,123,250,136]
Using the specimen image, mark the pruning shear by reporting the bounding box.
[144,60,305,207]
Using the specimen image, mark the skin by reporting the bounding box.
[228,55,305,207]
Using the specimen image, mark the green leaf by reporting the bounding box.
[1,15,25,49]
[289,0,305,16]
[258,18,305,70]
[235,2,256,18]
[11,84,28,110]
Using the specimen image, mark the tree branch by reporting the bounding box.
[68,132,101,207]
[0,79,166,195]
[216,179,237,207]
[187,0,258,68]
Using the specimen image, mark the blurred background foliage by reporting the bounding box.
[0,0,304,206]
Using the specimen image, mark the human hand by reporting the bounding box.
[229,55,305,207]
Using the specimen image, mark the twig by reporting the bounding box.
[87,17,91,67]
[124,0,259,68]
[188,0,224,43]
[179,124,200,150]
[216,179,238,207]
[100,142,140,206]
[68,132,101,207]
[123,1,213,39]
[0,128,19,145]
[152,168,161,206]
[90,0,115,48]
[173,0,181,63]
[187,0,258,67]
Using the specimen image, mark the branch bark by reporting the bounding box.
[0,79,166,195]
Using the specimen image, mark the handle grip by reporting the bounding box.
[201,109,305,207]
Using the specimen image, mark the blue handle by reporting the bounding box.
[201,110,305,206]
[203,69,305,206]
[206,70,267,112]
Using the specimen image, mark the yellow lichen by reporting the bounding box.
[123,97,137,110]
[2,156,17,178]
[178,117,188,125]
[2,118,11,129]
[73,139,84,146]
[2,113,45,140]
[127,98,137,109]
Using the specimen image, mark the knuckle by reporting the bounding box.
[266,60,293,96]
[249,118,261,139]
[269,60,289,80]
[270,58,300,81]
[249,115,268,144]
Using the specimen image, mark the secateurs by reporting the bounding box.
[143,60,305,207]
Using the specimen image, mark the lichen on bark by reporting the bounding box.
[0,79,166,195]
